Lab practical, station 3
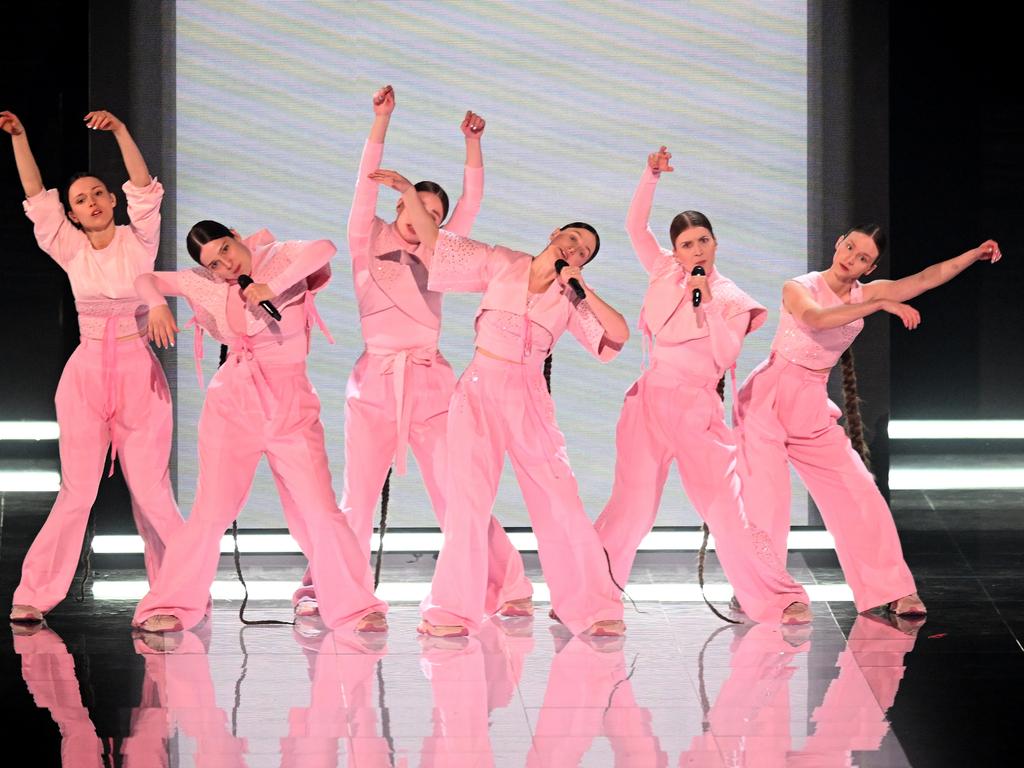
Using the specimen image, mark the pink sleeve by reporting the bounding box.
[22,189,85,268]
[444,164,484,237]
[707,309,751,373]
[626,167,668,274]
[567,297,624,362]
[347,140,385,267]
[122,177,164,259]
[265,239,337,296]
[427,229,512,293]
[135,271,187,307]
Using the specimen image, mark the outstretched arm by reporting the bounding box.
[783,280,921,331]
[445,110,486,236]
[626,146,674,273]
[862,240,1002,303]
[1,111,44,197]
[85,111,151,187]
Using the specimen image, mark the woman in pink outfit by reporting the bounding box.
[3,110,183,623]
[734,225,1003,616]
[593,147,810,625]
[132,220,387,634]
[293,85,532,620]
[369,168,631,638]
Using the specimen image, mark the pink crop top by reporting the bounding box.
[23,179,164,339]
[771,271,864,369]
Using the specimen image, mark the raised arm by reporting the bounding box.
[348,85,395,248]
[2,111,44,197]
[85,111,151,187]
[445,110,486,236]
[783,281,921,331]
[861,240,1003,303]
[626,147,674,273]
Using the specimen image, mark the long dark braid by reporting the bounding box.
[696,375,741,624]
[374,469,392,590]
[839,348,872,471]
[222,343,291,626]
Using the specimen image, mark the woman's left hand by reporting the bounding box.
[368,169,412,193]
[242,282,274,306]
[973,239,1002,263]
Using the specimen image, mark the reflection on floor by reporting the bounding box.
[2,488,1022,767]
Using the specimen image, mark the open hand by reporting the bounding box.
[147,305,178,349]
[882,300,921,330]
[368,169,412,193]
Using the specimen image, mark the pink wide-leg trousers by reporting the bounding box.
[133,357,385,630]
[293,350,531,609]
[595,360,808,622]
[734,354,917,612]
[422,353,624,635]
[13,336,182,613]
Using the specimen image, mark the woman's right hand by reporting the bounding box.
[881,300,921,330]
[648,145,674,175]
[373,85,396,116]
[147,305,179,348]
[0,111,24,136]
[368,168,412,193]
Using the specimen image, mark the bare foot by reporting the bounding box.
[136,614,183,633]
[355,611,388,633]
[498,597,534,618]
[294,598,319,618]
[9,605,43,623]
[417,619,468,638]
[782,602,812,625]
[889,593,927,617]
[588,619,626,637]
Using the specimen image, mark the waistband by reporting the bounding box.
[644,356,722,390]
[767,352,831,382]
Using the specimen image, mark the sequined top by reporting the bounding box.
[348,140,482,353]
[428,230,621,365]
[771,271,864,369]
[23,178,164,339]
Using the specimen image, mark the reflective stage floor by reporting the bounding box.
[2,488,1022,767]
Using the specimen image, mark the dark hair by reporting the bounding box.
[840,347,872,472]
[186,219,234,264]
[413,181,450,222]
[670,210,716,247]
[62,172,110,229]
[843,223,887,261]
[559,221,601,262]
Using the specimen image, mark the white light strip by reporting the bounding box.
[91,580,854,603]
[91,530,838,555]
[890,467,1024,490]
[0,421,60,441]
[889,420,1024,440]
[0,470,61,492]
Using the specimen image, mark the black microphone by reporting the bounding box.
[554,258,586,301]
[237,274,282,321]
[691,264,705,308]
